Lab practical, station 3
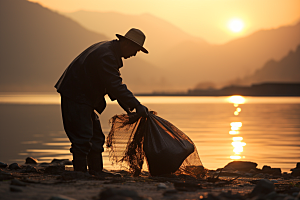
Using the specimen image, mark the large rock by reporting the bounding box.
[290,162,300,177]
[0,162,8,168]
[262,165,271,171]
[249,179,275,198]
[25,157,38,164]
[262,165,282,175]
[291,169,300,177]
[223,161,258,172]
[9,163,21,170]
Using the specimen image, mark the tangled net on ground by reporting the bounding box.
[106,111,207,178]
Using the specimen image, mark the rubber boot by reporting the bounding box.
[72,152,87,172]
[87,150,103,175]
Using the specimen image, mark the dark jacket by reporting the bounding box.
[55,40,140,109]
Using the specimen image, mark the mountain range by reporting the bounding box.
[160,22,300,90]
[0,0,104,91]
[0,0,299,93]
[226,45,300,86]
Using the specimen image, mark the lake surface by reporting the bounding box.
[0,93,299,172]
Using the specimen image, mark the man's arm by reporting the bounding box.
[117,99,131,114]
[96,55,140,110]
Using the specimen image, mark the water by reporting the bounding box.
[0,93,299,172]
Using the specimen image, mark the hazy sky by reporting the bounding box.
[28,0,300,44]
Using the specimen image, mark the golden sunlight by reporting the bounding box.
[227,95,246,105]
[229,130,239,135]
[232,141,246,153]
[230,156,241,159]
[228,18,244,33]
[230,122,243,128]
[228,96,246,160]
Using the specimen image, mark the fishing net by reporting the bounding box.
[106,111,206,178]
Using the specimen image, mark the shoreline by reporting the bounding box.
[1,158,300,200]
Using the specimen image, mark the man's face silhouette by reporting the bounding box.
[120,40,141,59]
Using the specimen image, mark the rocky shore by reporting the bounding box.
[0,158,300,200]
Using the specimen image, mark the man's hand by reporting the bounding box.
[136,104,148,117]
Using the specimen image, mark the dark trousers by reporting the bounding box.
[61,95,106,155]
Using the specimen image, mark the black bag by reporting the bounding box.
[143,114,194,175]
[107,111,205,177]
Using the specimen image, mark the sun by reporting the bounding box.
[228,18,244,33]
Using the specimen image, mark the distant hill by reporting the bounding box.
[160,23,300,90]
[63,10,207,63]
[227,45,300,86]
[64,10,300,90]
[0,0,105,91]
[0,0,163,93]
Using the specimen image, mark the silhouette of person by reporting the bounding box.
[54,28,149,175]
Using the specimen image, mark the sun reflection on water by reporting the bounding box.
[228,95,246,160]
[228,95,246,105]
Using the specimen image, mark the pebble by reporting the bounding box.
[249,179,275,198]
[157,183,168,190]
[292,192,300,197]
[9,163,21,170]
[22,165,38,173]
[25,157,38,164]
[11,179,26,186]
[98,188,142,200]
[264,191,277,199]
[10,185,23,192]
[51,159,72,165]
[49,195,76,200]
[0,162,8,168]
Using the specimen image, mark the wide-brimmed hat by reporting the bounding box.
[116,28,148,54]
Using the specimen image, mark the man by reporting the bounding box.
[55,28,149,174]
